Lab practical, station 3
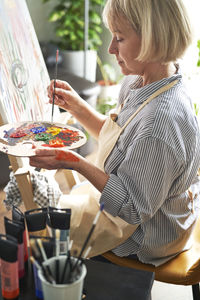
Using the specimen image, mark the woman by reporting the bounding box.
[30,0,200,266]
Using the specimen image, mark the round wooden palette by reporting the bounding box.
[0,121,87,157]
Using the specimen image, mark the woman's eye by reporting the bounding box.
[116,37,123,42]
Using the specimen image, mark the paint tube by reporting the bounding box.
[48,207,71,255]
[12,206,28,265]
[4,217,25,279]
[24,207,47,236]
[0,234,19,300]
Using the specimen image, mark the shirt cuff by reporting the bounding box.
[99,174,128,217]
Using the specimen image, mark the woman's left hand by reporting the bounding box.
[29,148,82,171]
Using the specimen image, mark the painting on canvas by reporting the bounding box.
[0,0,59,125]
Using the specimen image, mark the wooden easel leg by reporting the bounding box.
[61,169,81,189]
[14,168,38,211]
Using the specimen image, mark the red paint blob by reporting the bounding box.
[56,151,79,162]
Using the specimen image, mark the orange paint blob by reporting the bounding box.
[56,151,79,162]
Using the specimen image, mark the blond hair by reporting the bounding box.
[103,0,193,63]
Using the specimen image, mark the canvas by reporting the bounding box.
[0,0,60,125]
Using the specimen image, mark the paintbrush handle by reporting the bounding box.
[51,49,59,123]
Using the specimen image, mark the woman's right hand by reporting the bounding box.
[47,79,86,116]
[48,79,106,139]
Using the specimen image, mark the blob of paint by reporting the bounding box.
[56,151,79,162]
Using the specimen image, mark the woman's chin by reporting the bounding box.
[120,65,132,75]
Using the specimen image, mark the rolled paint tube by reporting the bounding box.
[47,207,71,255]
[12,205,29,265]
[25,207,48,237]
[0,234,19,300]
[4,217,25,279]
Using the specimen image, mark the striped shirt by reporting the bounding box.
[99,68,200,266]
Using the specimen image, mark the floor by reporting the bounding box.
[151,281,193,299]
[0,178,195,300]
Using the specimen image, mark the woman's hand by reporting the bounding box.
[47,79,106,139]
[29,146,110,193]
[47,79,85,116]
[29,148,82,171]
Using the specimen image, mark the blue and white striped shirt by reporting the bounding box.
[99,69,200,266]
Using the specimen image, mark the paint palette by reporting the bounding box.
[0,121,87,157]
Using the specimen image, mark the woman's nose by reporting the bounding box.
[108,39,118,55]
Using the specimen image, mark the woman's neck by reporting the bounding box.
[141,62,177,86]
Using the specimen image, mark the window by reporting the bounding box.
[182,0,200,109]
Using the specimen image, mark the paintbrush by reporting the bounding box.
[55,229,60,284]
[36,238,56,283]
[60,239,73,284]
[30,255,54,285]
[51,49,59,123]
[71,202,104,273]
[30,255,42,272]
[37,238,47,261]
[30,239,56,284]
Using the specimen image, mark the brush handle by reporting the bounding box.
[51,49,59,123]
[56,258,60,284]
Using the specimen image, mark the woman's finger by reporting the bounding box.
[49,79,72,92]
[34,148,57,156]
[49,95,65,106]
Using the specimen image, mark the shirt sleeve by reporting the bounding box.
[99,137,182,225]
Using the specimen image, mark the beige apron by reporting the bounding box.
[59,80,178,257]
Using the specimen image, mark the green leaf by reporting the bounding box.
[91,25,102,33]
[90,11,102,24]
[70,32,77,41]
[42,0,104,51]
[56,28,69,37]
[77,30,84,39]
[91,0,105,5]
[48,11,65,22]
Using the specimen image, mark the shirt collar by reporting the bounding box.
[127,64,182,106]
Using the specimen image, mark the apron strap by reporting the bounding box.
[120,80,178,132]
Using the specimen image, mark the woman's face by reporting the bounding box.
[108,15,144,76]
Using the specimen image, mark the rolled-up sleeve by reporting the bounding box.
[100,137,181,225]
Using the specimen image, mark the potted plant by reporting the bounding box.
[96,55,123,114]
[41,0,105,81]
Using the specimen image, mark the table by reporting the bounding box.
[0,259,154,300]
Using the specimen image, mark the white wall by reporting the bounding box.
[26,0,57,42]
[182,0,200,104]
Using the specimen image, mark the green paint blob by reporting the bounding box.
[34,133,52,141]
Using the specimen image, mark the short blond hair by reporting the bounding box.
[103,0,193,63]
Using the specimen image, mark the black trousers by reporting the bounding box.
[91,254,152,300]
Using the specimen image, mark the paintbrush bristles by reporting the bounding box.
[30,239,40,258]
[30,256,41,270]
[55,229,60,240]
[37,238,47,261]
[55,229,60,256]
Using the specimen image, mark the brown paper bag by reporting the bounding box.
[59,182,138,257]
